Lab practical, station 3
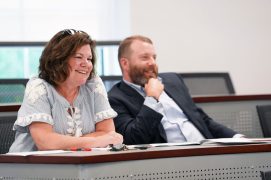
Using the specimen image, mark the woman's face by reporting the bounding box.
[66,44,93,87]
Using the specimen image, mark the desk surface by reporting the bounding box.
[1,143,271,164]
[1,144,271,180]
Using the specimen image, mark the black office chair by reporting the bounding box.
[256,105,271,137]
[0,115,16,154]
[178,72,235,96]
[261,170,271,180]
[100,76,122,92]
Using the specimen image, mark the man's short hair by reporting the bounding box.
[118,35,153,61]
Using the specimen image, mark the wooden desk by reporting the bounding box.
[1,143,271,180]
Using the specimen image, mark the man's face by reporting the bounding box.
[127,40,158,86]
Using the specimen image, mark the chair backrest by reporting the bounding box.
[100,73,235,95]
[178,72,235,96]
[100,76,122,92]
[261,170,271,180]
[256,105,271,137]
[194,95,271,138]
[0,112,17,154]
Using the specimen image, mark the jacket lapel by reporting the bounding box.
[119,81,167,142]
[119,81,145,106]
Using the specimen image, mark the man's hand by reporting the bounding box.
[145,78,164,100]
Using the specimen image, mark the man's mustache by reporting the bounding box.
[143,67,158,78]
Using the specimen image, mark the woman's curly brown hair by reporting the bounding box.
[39,29,96,86]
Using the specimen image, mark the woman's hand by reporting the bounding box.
[95,131,123,147]
[82,119,123,147]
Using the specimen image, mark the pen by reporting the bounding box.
[68,148,92,151]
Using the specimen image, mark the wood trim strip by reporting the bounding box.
[0,104,20,112]
[1,143,271,164]
[193,94,271,103]
[1,94,271,112]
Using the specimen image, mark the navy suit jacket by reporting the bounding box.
[108,72,236,145]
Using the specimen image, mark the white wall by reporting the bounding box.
[0,0,129,77]
[131,0,271,95]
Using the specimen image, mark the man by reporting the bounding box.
[108,35,242,145]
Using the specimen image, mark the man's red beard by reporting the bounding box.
[129,64,158,86]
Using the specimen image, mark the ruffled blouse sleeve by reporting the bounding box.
[13,77,53,132]
[88,75,117,123]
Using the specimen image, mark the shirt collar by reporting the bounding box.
[123,79,146,97]
[122,76,163,97]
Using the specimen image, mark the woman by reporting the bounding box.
[9,29,123,152]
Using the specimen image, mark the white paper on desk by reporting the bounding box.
[6,150,71,156]
[249,138,271,142]
[91,147,111,151]
[200,138,268,145]
[150,142,200,147]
